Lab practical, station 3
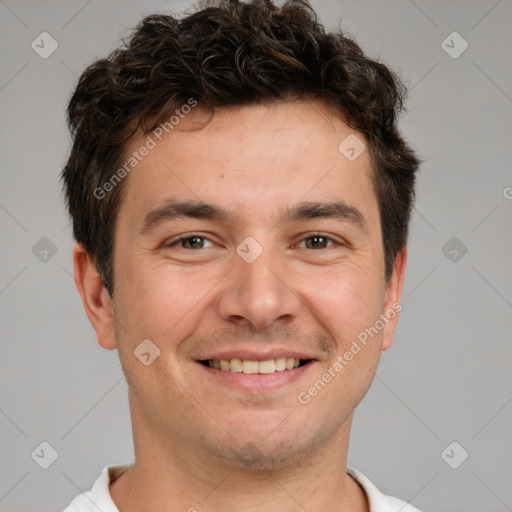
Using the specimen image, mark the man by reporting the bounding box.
[62,0,421,510]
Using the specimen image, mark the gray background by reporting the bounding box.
[1,0,511,511]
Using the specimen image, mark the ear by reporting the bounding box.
[73,242,117,350]
[381,247,407,351]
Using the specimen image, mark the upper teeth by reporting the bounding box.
[208,358,301,374]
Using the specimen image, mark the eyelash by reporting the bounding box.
[166,233,342,250]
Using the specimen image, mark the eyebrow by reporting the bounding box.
[139,199,235,235]
[139,198,367,235]
[279,200,367,232]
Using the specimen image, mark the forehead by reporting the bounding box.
[117,100,378,230]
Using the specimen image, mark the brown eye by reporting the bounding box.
[168,235,215,249]
[299,235,335,249]
[181,236,205,249]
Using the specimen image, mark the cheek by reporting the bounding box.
[116,259,221,340]
[296,262,384,346]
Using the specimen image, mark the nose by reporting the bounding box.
[215,244,302,330]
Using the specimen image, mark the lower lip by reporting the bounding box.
[197,362,315,392]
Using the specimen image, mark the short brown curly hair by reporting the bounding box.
[61,0,419,297]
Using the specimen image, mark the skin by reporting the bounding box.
[74,100,407,512]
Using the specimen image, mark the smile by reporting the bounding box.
[201,358,312,374]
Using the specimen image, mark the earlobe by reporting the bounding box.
[73,242,117,350]
[381,247,407,351]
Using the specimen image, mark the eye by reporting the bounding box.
[295,234,338,249]
[167,234,215,249]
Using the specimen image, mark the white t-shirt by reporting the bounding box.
[63,463,422,512]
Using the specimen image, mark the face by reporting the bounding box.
[79,100,406,470]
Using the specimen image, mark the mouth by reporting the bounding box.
[199,358,314,374]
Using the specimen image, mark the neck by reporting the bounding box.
[110,397,368,512]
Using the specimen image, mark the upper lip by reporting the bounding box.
[195,349,316,361]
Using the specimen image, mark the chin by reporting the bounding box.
[218,441,310,472]
[204,423,329,472]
